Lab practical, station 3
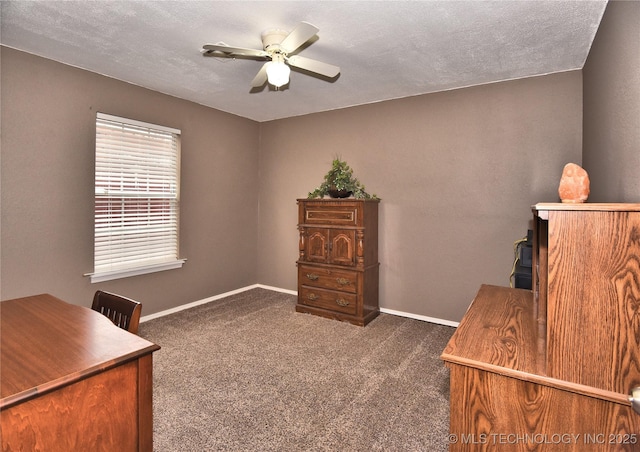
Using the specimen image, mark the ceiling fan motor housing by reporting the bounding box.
[261,29,288,53]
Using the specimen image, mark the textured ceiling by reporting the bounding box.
[1,1,607,122]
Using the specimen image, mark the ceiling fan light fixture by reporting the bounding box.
[266,57,290,88]
[203,22,339,90]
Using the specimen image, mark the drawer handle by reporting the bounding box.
[630,387,640,414]
[336,298,350,307]
[306,273,319,281]
[336,277,351,286]
[307,293,318,301]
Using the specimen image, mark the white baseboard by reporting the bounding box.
[140,284,458,328]
[140,284,260,322]
[379,307,459,327]
[254,284,298,296]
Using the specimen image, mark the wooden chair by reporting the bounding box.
[91,290,142,334]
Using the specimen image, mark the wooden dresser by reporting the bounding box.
[296,198,380,326]
[442,203,640,451]
[1,294,160,451]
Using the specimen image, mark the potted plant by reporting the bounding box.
[308,158,378,199]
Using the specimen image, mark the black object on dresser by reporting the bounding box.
[514,229,533,289]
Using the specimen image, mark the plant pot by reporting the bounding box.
[328,189,352,198]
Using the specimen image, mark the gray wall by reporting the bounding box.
[257,73,582,322]
[583,0,640,202]
[6,35,621,322]
[1,48,260,312]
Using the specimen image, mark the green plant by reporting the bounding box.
[308,158,378,199]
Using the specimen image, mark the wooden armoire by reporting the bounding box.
[296,198,380,326]
[442,203,640,451]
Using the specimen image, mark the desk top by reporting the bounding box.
[441,284,629,406]
[0,293,160,409]
[533,202,640,212]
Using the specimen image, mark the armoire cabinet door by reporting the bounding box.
[304,228,356,266]
[329,229,356,266]
[305,227,329,263]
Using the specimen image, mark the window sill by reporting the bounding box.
[86,259,186,283]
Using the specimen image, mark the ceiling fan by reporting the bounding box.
[202,22,340,89]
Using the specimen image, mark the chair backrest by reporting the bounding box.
[91,290,142,334]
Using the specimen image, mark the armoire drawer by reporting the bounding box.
[303,203,359,226]
[298,265,357,293]
[298,286,357,315]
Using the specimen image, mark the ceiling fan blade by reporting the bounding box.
[251,63,269,88]
[287,55,340,78]
[202,44,268,58]
[279,22,319,54]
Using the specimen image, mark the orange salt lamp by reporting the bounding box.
[558,163,590,203]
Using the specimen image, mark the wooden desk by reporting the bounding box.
[442,286,639,449]
[1,294,160,451]
[442,202,640,450]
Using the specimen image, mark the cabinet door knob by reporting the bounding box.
[630,387,640,414]
[307,293,318,301]
[306,273,319,281]
[336,278,351,286]
[336,298,349,307]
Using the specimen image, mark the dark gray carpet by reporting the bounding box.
[139,288,455,451]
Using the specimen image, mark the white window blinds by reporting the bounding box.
[91,113,184,283]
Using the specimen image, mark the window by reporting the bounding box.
[89,113,184,283]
